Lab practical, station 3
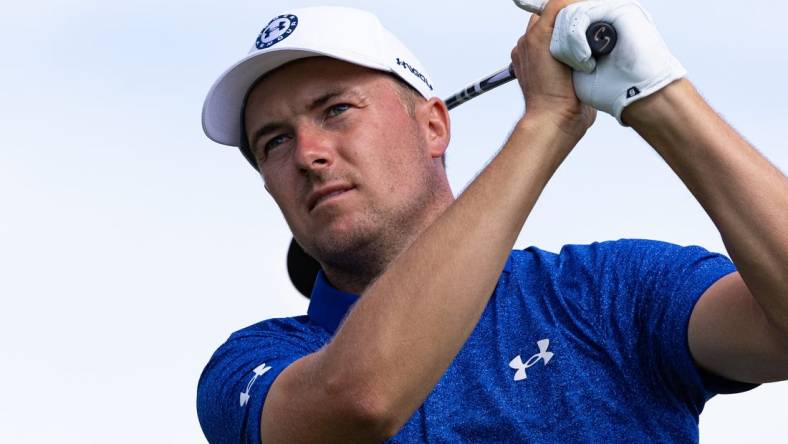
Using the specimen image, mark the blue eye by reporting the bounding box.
[327,103,350,117]
[264,134,291,152]
[261,134,291,156]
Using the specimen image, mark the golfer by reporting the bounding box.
[197,1,788,442]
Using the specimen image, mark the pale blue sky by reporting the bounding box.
[1,1,786,442]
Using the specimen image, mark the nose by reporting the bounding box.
[293,123,335,174]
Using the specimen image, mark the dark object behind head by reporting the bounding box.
[287,239,321,297]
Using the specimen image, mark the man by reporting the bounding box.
[197,1,788,443]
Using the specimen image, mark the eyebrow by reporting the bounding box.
[248,88,352,149]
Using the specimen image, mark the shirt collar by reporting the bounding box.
[307,271,360,334]
[305,254,513,334]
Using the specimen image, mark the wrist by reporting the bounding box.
[622,79,696,129]
[520,106,594,144]
[510,112,588,170]
[624,79,722,162]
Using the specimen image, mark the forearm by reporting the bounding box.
[625,79,788,335]
[319,115,580,434]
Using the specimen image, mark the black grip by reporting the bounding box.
[586,22,617,56]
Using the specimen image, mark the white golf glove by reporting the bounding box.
[549,0,686,124]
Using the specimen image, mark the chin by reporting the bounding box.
[315,226,373,254]
[303,219,383,265]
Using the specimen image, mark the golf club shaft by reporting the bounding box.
[445,65,516,110]
[444,1,617,110]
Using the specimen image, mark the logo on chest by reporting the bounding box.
[509,339,554,381]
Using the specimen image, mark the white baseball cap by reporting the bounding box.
[202,6,436,148]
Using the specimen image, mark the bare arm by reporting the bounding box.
[261,2,595,442]
[623,79,788,383]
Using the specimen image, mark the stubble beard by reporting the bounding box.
[305,164,443,287]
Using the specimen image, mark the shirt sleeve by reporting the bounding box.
[197,320,319,444]
[577,239,757,410]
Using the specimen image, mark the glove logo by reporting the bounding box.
[256,14,298,50]
[626,86,641,99]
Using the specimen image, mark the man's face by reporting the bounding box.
[244,57,447,268]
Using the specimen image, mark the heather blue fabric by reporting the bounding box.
[197,239,756,443]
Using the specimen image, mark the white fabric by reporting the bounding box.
[549,0,686,124]
[202,6,435,147]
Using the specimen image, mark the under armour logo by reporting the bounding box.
[264,21,287,38]
[256,14,298,50]
[240,363,273,407]
[509,339,554,381]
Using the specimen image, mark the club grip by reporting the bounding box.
[586,22,617,56]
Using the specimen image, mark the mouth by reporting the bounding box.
[307,184,355,212]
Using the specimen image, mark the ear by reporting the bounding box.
[417,97,451,160]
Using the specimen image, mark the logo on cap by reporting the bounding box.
[256,14,298,50]
[396,57,433,92]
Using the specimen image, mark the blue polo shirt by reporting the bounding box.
[197,239,756,443]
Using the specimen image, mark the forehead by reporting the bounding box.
[245,57,396,113]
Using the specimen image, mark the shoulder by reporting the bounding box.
[505,238,734,298]
[210,315,328,362]
[510,238,729,269]
[198,315,329,401]
[507,238,679,272]
[228,315,320,342]
[197,316,329,444]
